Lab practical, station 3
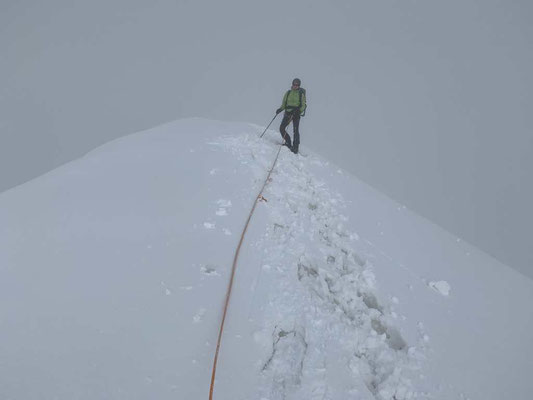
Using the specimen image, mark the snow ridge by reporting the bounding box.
[218,131,422,400]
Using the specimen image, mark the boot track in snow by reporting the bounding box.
[209,128,422,400]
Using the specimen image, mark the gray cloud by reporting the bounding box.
[1,0,532,276]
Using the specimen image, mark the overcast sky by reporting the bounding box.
[1,0,532,277]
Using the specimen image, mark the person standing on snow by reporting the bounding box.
[276,78,307,154]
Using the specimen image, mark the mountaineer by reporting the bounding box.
[276,78,307,154]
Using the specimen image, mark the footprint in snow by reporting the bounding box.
[201,265,220,276]
[261,326,308,398]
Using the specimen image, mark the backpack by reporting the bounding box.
[284,88,306,116]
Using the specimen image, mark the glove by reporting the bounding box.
[276,108,283,114]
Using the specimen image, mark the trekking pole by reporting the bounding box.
[259,114,279,138]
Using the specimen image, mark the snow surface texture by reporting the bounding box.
[1,118,533,400]
[217,134,419,399]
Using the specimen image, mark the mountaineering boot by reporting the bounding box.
[291,144,299,154]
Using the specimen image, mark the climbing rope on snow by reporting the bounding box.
[209,141,284,400]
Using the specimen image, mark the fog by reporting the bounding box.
[1,0,532,277]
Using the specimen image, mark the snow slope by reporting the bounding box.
[1,118,532,399]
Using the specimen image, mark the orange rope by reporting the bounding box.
[209,143,284,399]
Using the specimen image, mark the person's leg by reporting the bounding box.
[292,113,301,153]
[279,112,292,147]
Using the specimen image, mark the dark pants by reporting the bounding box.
[279,111,300,150]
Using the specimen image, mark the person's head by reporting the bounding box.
[292,78,301,89]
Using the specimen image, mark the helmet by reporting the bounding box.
[292,78,301,86]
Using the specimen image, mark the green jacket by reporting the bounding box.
[280,88,307,116]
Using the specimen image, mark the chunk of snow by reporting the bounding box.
[428,280,451,296]
[193,308,206,323]
[216,199,232,207]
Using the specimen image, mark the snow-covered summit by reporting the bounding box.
[1,118,532,399]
